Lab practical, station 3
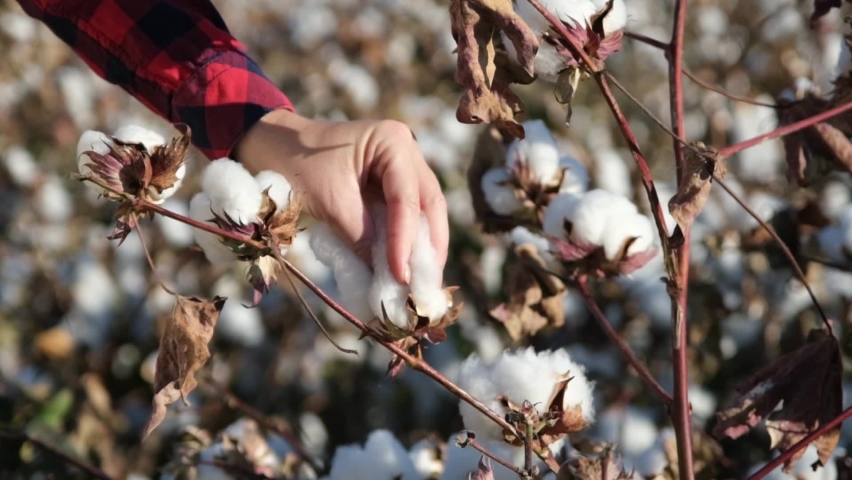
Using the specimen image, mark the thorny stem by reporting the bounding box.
[746,406,852,480]
[208,381,323,473]
[576,277,673,404]
[718,100,852,158]
[712,173,833,334]
[458,434,528,478]
[668,0,695,476]
[0,430,113,480]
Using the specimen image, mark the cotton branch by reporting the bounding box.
[456,432,531,479]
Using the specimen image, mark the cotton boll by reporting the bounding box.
[76,130,113,177]
[558,155,589,194]
[188,193,238,265]
[308,222,374,322]
[543,193,582,239]
[821,181,850,220]
[591,0,627,34]
[509,226,554,263]
[326,430,419,480]
[368,207,414,329]
[408,215,448,323]
[457,355,504,442]
[113,125,165,153]
[201,158,263,225]
[514,0,597,35]
[408,439,443,479]
[571,189,637,245]
[505,120,561,183]
[601,213,653,260]
[440,434,543,480]
[481,168,523,215]
[254,170,293,212]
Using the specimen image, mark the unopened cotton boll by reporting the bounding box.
[408,215,449,323]
[369,207,412,329]
[505,120,561,183]
[254,170,293,212]
[543,193,582,239]
[188,192,238,265]
[308,222,374,322]
[113,125,165,153]
[201,158,263,225]
[481,168,522,215]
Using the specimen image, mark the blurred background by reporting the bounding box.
[0,0,850,478]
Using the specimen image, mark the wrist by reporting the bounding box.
[233,107,313,169]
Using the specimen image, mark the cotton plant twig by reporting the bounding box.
[666,0,696,476]
[576,277,673,404]
[712,173,833,334]
[524,0,601,72]
[0,429,114,480]
[134,220,177,296]
[624,30,669,51]
[456,432,530,479]
[718,100,852,158]
[746,406,852,480]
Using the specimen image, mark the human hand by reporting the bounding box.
[234,108,448,285]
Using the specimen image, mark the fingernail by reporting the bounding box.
[403,267,411,285]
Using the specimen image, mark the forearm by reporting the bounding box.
[15,0,294,159]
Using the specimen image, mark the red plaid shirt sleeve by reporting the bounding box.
[15,0,295,160]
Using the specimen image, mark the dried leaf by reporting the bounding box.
[143,295,226,439]
[713,328,842,472]
[450,0,538,137]
[489,244,567,340]
[668,143,725,231]
[538,375,589,446]
[807,121,852,175]
[472,456,495,480]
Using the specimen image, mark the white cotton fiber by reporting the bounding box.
[481,168,522,215]
[601,213,655,260]
[408,439,443,479]
[254,170,293,212]
[543,193,582,239]
[408,214,448,323]
[326,430,419,480]
[440,434,530,480]
[188,192,238,265]
[514,0,597,35]
[591,0,627,34]
[369,206,412,329]
[201,158,263,225]
[308,222,374,322]
[113,125,165,153]
[569,189,619,245]
[3,145,40,187]
[558,155,589,194]
[458,347,595,444]
[505,120,561,183]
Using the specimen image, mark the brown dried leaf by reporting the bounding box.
[713,328,842,472]
[668,143,725,231]
[490,244,567,340]
[143,295,226,439]
[450,0,537,137]
[807,121,852,175]
[538,376,589,446]
[473,456,495,480]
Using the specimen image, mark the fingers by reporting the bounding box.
[381,155,421,284]
[416,160,449,272]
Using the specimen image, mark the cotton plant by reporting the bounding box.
[308,204,460,372]
[541,188,658,276]
[480,119,589,222]
[188,158,302,306]
[456,347,595,472]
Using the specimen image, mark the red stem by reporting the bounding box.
[576,277,673,404]
[746,406,852,480]
[718,100,852,158]
[668,0,695,477]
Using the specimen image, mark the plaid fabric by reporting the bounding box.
[16,0,294,160]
